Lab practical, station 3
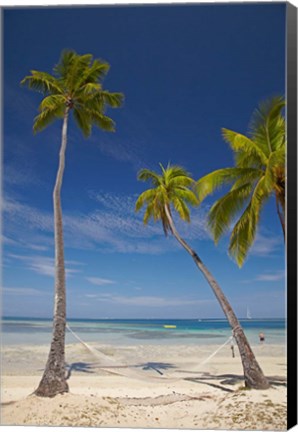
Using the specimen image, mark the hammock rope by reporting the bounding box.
[66,324,234,383]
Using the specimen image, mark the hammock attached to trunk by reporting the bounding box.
[66,324,234,383]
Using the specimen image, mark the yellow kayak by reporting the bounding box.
[163,325,176,329]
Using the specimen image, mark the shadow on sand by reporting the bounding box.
[64,361,285,393]
[65,361,176,379]
[65,361,98,379]
[137,362,176,375]
[182,372,286,392]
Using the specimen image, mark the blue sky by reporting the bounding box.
[3,3,286,319]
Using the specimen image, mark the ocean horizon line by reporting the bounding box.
[1,316,286,321]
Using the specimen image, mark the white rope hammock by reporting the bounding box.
[66,324,235,383]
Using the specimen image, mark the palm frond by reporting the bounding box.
[196,167,256,202]
[208,183,253,243]
[90,111,115,132]
[73,108,92,137]
[143,202,155,224]
[222,129,268,166]
[21,71,62,94]
[228,204,255,268]
[75,59,110,89]
[80,89,123,113]
[83,92,105,112]
[53,49,77,78]
[38,94,66,111]
[162,164,192,184]
[249,96,286,155]
[172,197,191,222]
[229,168,263,191]
[33,105,65,133]
[168,175,194,189]
[135,189,157,212]
[79,83,102,96]
[262,148,285,192]
[101,91,124,108]
[234,150,264,169]
[172,188,199,207]
[229,177,270,267]
[66,53,94,92]
[137,169,162,187]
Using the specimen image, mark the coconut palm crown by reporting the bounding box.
[196,96,285,267]
[21,49,124,135]
[135,163,199,235]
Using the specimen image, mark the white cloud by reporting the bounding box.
[4,165,41,188]
[86,277,115,286]
[2,287,51,296]
[88,190,209,248]
[3,197,53,232]
[7,253,82,277]
[83,292,213,307]
[241,270,285,284]
[250,232,283,256]
[255,271,285,282]
[3,190,209,256]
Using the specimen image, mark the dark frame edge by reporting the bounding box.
[286,1,298,430]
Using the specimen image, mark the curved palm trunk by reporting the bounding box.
[275,193,285,239]
[164,205,270,390]
[35,108,70,397]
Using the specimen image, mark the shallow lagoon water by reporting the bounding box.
[1,317,286,347]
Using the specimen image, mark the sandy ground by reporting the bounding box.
[1,341,287,430]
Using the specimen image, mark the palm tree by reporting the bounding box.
[136,163,269,389]
[196,96,285,267]
[21,50,124,397]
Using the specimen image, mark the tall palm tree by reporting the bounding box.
[21,50,124,397]
[136,163,269,389]
[196,96,285,267]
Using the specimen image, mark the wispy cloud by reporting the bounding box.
[7,253,82,277]
[250,232,283,257]
[88,190,209,246]
[3,197,53,232]
[86,277,116,286]
[2,286,51,296]
[83,292,213,307]
[88,108,154,171]
[241,270,285,284]
[3,190,209,256]
[2,235,50,252]
[255,271,285,282]
[4,164,44,189]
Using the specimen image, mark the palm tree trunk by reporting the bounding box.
[35,108,70,397]
[275,193,285,239]
[164,205,270,390]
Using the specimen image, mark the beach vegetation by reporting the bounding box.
[21,49,124,397]
[135,163,270,390]
[196,96,285,266]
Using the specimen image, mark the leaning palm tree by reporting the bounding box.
[196,96,285,267]
[21,50,124,397]
[136,163,269,389]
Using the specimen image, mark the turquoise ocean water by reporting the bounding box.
[1,317,286,347]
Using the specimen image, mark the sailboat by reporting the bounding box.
[246,306,252,320]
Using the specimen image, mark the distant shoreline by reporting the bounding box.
[1,316,287,321]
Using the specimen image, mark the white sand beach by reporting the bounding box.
[1,341,287,430]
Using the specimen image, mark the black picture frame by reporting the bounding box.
[286,2,298,430]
